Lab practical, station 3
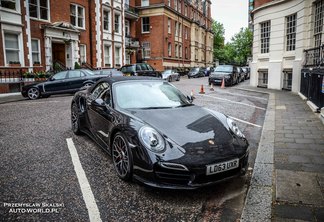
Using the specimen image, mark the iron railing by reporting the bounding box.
[300,68,324,110]
[303,44,324,68]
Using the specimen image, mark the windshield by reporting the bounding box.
[190,68,199,72]
[114,81,190,109]
[215,66,233,73]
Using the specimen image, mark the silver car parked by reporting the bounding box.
[162,69,180,82]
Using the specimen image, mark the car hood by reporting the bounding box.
[126,106,245,163]
[210,72,231,77]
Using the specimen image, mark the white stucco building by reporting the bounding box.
[250,0,323,93]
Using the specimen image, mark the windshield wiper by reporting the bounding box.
[175,104,193,108]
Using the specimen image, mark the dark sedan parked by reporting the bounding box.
[22,69,107,100]
[120,63,161,78]
[209,65,239,86]
[71,77,249,189]
[188,67,205,78]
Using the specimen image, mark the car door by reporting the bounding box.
[87,82,115,148]
[66,70,87,92]
[44,71,68,93]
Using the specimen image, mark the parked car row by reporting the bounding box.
[208,65,250,87]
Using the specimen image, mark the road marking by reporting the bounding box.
[213,91,268,101]
[200,94,266,111]
[228,115,262,128]
[66,138,102,222]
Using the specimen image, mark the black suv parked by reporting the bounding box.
[208,65,239,86]
[120,63,161,78]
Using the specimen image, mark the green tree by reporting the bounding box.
[212,21,226,63]
[229,28,253,65]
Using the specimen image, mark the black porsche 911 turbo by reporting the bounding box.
[71,77,249,189]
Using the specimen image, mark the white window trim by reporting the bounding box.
[29,0,49,21]
[103,7,111,33]
[141,0,149,7]
[31,38,41,64]
[79,44,86,64]
[114,12,121,34]
[0,0,20,13]
[104,44,112,66]
[70,4,85,29]
[3,31,23,66]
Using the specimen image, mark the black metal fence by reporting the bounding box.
[304,45,324,67]
[300,68,324,110]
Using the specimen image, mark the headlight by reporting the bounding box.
[139,126,165,152]
[224,75,231,79]
[226,118,245,138]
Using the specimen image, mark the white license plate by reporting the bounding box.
[206,158,239,175]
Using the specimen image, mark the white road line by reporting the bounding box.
[228,116,262,128]
[66,138,102,222]
[0,101,61,106]
[213,91,268,101]
[200,94,266,111]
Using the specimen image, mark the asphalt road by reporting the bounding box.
[0,76,268,221]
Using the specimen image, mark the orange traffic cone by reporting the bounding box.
[199,84,205,94]
[209,83,214,91]
[221,78,226,89]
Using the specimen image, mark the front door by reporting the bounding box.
[52,43,66,65]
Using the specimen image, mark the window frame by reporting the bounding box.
[103,7,111,32]
[104,44,111,66]
[142,17,150,33]
[70,4,85,29]
[286,13,297,51]
[314,0,323,47]
[142,41,151,59]
[114,12,121,34]
[79,44,86,64]
[260,20,271,54]
[29,0,49,21]
[4,32,22,65]
[31,38,41,64]
[0,0,17,11]
[115,46,121,66]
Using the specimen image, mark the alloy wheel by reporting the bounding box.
[27,88,40,100]
[112,134,132,180]
[71,103,81,135]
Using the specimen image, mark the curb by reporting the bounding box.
[240,90,275,222]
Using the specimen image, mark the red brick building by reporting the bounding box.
[0,0,213,93]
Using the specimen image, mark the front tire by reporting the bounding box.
[71,103,82,135]
[27,87,40,100]
[112,133,133,181]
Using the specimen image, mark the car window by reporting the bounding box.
[99,87,112,106]
[121,66,134,73]
[68,70,81,78]
[146,64,154,71]
[53,71,68,80]
[140,64,148,71]
[136,65,141,71]
[83,70,94,75]
[91,82,109,100]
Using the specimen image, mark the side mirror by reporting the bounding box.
[92,98,106,108]
[49,77,55,81]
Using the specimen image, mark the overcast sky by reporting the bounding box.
[211,0,249,43]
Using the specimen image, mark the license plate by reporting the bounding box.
[124,73,131,76]
[206,159,239,175]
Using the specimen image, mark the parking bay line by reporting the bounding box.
[228,115,262,128]
[212,91,268,101]
[200,94,266,111]
[66,138,102,222]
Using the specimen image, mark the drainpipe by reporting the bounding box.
[88,0,93,68]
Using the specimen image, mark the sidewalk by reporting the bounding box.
[0,92,25,104]
[241,87,324,221]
